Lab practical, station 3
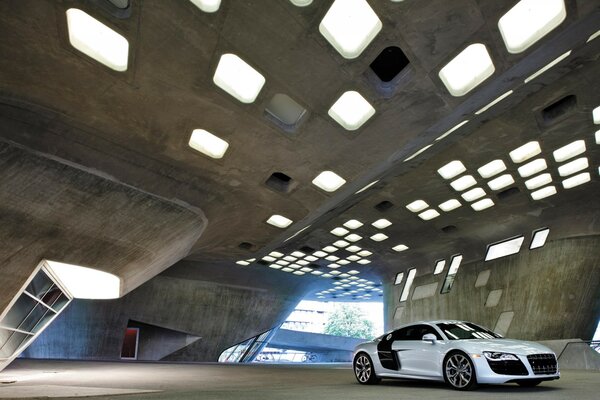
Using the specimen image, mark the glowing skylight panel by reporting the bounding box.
[293,271,305,276]
[530,228,550,249]
[485,236,524,261]
[66,9,129,72]
[305,255,319,261]
[418,209,440,221]
[406,200,428,213]
[488,174,515,191]
[471,198,494,211]
[518,158,547,178]
[370,233,388,242]
[461,187,486,202]
[343,219,363,229]
[372,219,392,229]
[510,141,541,163]
[448,255,463,275]
[345,234,362,242]
[450,175,477,191]
[291,251,305,258]
[347,255,361,261]
[400,268,416,302]
[558,157,588,177]
[358,250,372,257]
[312,170,347,192]
[297,260,309,266]
[269,251,284,258]
[523,51,571,83]
[478,159,507,178]
[436,120,469,141]
[188,129,229,159]
[319,0,382,59]
[325,255,340,262]
[498,0,566,54]
[290,0,313,6]
[594,106,600,124]
[433,260,446,275]
[438,160,466,180]
[438,43,495,96]
[190,0,221,12]
[328,91,375,130]
[236,260,249,266]
[262,256,276,262]
[331,227,349,236]
[357,259,371,265]
[269,264,282,270]
[338,260,350,265]
[333,240,350,248]
[348,270,360,275]
[596,131,600,144]
[562,172,591,189]
[266,214,293,228]
[553,140,586,162]
[525,173,552,190]
[346,245,361,252]
[213,54,265,103]
[439,199,462,212]
[283,256,297,262]
[46,261,120,299]
[531,185,557,200]
[275,260,289,266]
[588,30,600,43]
[323,246,338,253]
[355,180,379,194]
[475,91,513,115]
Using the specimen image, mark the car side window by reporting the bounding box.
[401,324,443,340]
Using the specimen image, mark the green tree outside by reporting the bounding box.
[324,304,374,339]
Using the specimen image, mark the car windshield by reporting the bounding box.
[437,322,502,340]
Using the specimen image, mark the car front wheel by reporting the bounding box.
[353,353,380,385]
[444,351,477,390]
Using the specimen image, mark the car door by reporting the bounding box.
[391,324,444,378]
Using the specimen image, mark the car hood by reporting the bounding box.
[458,339,554,355]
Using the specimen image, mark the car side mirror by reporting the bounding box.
[422,333,437,343]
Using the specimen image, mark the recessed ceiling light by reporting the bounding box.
[347,255,361,261]
[213,53,265,103]
[438,43,495,97]
[275,260,289,266]
[346,245,362,252]
[471,198,495,211]
[357,259,371,265]
[418,209,440,220]
[358,250,372,257]
[433,260,446,275]
[338,260,350,265]
[291,251,305,258]
[312,170,347,192]
[461,187,486,202]
[370,233,388,241]
[300,267,313,272]
[343,219,363,229]
[322,273,333,278]
[328,91,375,130]
[439,199,462,212]
[325,255,340,262]
[478,159,507,178]
[283,256,297,262]
[304,255,318,262]
[190,0,221,13]
[553,140,586,163]
[372,219,392,229]
[269,251,284,258]
[319,0,382,59]
[498,0,566,54]
[595,106,600,124]
[236,260,249,266]
[530,228,550,249]
[525,173,552,190]
[523,50,571,83]
[348,270,360,275]
[293,271,305,276]
[281,267,294,272]
[311,270,324,276]
[450,175,477,191]
[475,91,513,115]
[331,227,349,236]
[531,185,557,200]
[189,129,229,159]
[510,141,541,163]
[269,264,282,270]
[323,246,338,253]
[297,260,309,266]
[333,240,350,248]
[262,256,276,262]
[558,157,588,177]
[562,172,591,189]
[355,180,379,194]
[266,214,293,228]
[438,160,467,180]
[406,200,429,213]
[518,158,547,178]
[488,174,515,191]
[66,9,129,72]
[290,0,312,6]
[345,234,362,242]
[436,121,469,141]
[313,251,328,257]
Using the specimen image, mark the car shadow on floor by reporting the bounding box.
[378,379,562,394]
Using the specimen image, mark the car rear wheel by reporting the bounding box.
[517,379,542,387]
[444,351,477,390]
[353,353,380,385]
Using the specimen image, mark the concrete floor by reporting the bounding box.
[0,360,598,399]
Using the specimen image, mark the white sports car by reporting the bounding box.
[353,320,559,390]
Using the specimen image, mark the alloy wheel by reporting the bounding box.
[354,355,372,383]
[445,353,473,389]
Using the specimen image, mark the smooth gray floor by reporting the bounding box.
[0,359,598,399]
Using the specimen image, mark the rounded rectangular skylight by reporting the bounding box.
[281,267,294,273]
[518,158,547,178]
[291,251,305,258]
[266,214,293,228]
[331,227,349,236]
[471,198,495,211]
[370,233,388,241]
[290,0,313,6]
[439,199,462,212]
[213,53,266,104]
[262,256,276,262]
[189,129,229,159]
[297,260,309,266]
[406,200,429,213]
[345,233,362,242]
[343,219,363,229]
[462,187,486,202]
[530,228,550,249]
[418,209,440,221]
[269,264,283,270]
[190,0,221,13]
[323,246,338,253]
[338,259,350,265]
[236,260,249,266]
[525,173,552,190]
[531,185,557,200]
[346,245,362,253]
[594,106,600,124]
[562,172,590,189]
[478,159,507,178]
[269,251,284,258]
[357,259,371,265]
[450,175,477,191]
[293,271,305,276]
[333,240,350,248]
[498,0,566,54]
[300,267,313,273]
[347,255,361,261]
[319,0,382,59]
[328,91,375,130]
[438,160,467,180]
[275,260,289,266]
[372,219,392,229]
[66,9,129,72]
[553,140,586,162]
[488,174,515,191]
[438,43,495,97]
[510,141,541,163]
[311,270,324,276]
[325,255,340,262]
[305,255,318,261]
[358,250,372,257]
[348,270,360,275]
[485,236,525,261]
[312,170,346,192]
[283,256,297,262]
[433,260,446,275]
[558,157,588,177]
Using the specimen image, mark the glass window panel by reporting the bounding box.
[41,286,63,308]
[31,309,57,334]
[0,294,38,330]
[17,302,49,333]
[25,270,54,299]
[0,330,31,359]
[49,293,70,313]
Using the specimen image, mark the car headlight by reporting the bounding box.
[483,351,519,361]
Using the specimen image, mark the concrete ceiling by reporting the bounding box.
[0,0,598,302]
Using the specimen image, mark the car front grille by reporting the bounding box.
[486,359,529,375]
[527,354,558,375]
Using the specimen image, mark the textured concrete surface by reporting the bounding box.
[0,360,599,400]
